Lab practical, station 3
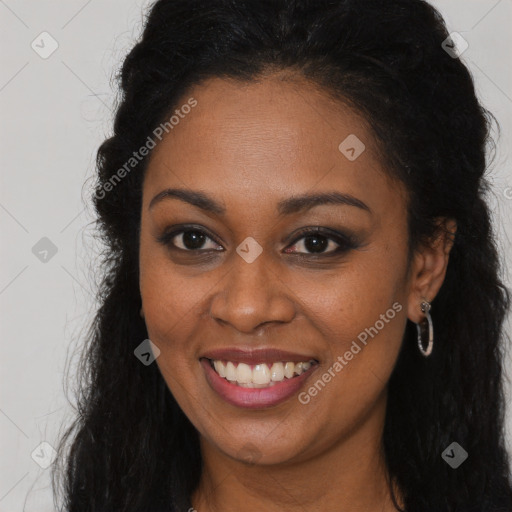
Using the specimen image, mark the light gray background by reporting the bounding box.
[1,1,511,510]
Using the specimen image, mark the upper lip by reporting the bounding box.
[200,348,319,365]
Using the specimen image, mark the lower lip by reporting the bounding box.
[200,358,318,409]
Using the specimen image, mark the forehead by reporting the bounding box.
[143,74,406,219]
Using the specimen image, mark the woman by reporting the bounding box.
[52,0,512,511]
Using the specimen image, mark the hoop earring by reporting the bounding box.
[416,300,433,357]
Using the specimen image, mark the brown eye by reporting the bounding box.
[157,227,223,252]
[284,227,357,256]
[286,234,337,254]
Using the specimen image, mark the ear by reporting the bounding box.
[406,217,457,323]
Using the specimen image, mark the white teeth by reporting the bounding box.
[284,362,295,379]
[214,360,226,378]
[225,361,237,382]
[270,362,284,382]
[209,359,316,386]
[236,363,252,383]
[253,364,271,385]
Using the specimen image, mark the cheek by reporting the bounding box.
[139,246,207,417]
[141,272,199,337]
[293,276,406,442]
[139,231,209,343]
[140,274,203,365]
[139,251,192,391]
[293,247,408,398]
[295,252,407,347]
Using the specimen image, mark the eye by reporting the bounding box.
[157,227,223,252]
[284,227,356,256]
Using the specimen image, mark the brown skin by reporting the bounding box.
[139,72,456,512]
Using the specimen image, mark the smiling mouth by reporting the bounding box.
[203,358,319,388]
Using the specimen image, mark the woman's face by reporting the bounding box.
[139,73,419,465]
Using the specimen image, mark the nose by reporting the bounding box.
[209,250,296,334]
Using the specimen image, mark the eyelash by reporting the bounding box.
[156,225,358,257]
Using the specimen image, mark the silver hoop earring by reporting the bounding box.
[416,301,433,357]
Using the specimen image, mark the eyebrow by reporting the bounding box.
[149,187,372,216]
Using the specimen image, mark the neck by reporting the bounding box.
[191,392,404,512]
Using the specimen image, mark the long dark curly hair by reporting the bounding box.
[51,0,512,511]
